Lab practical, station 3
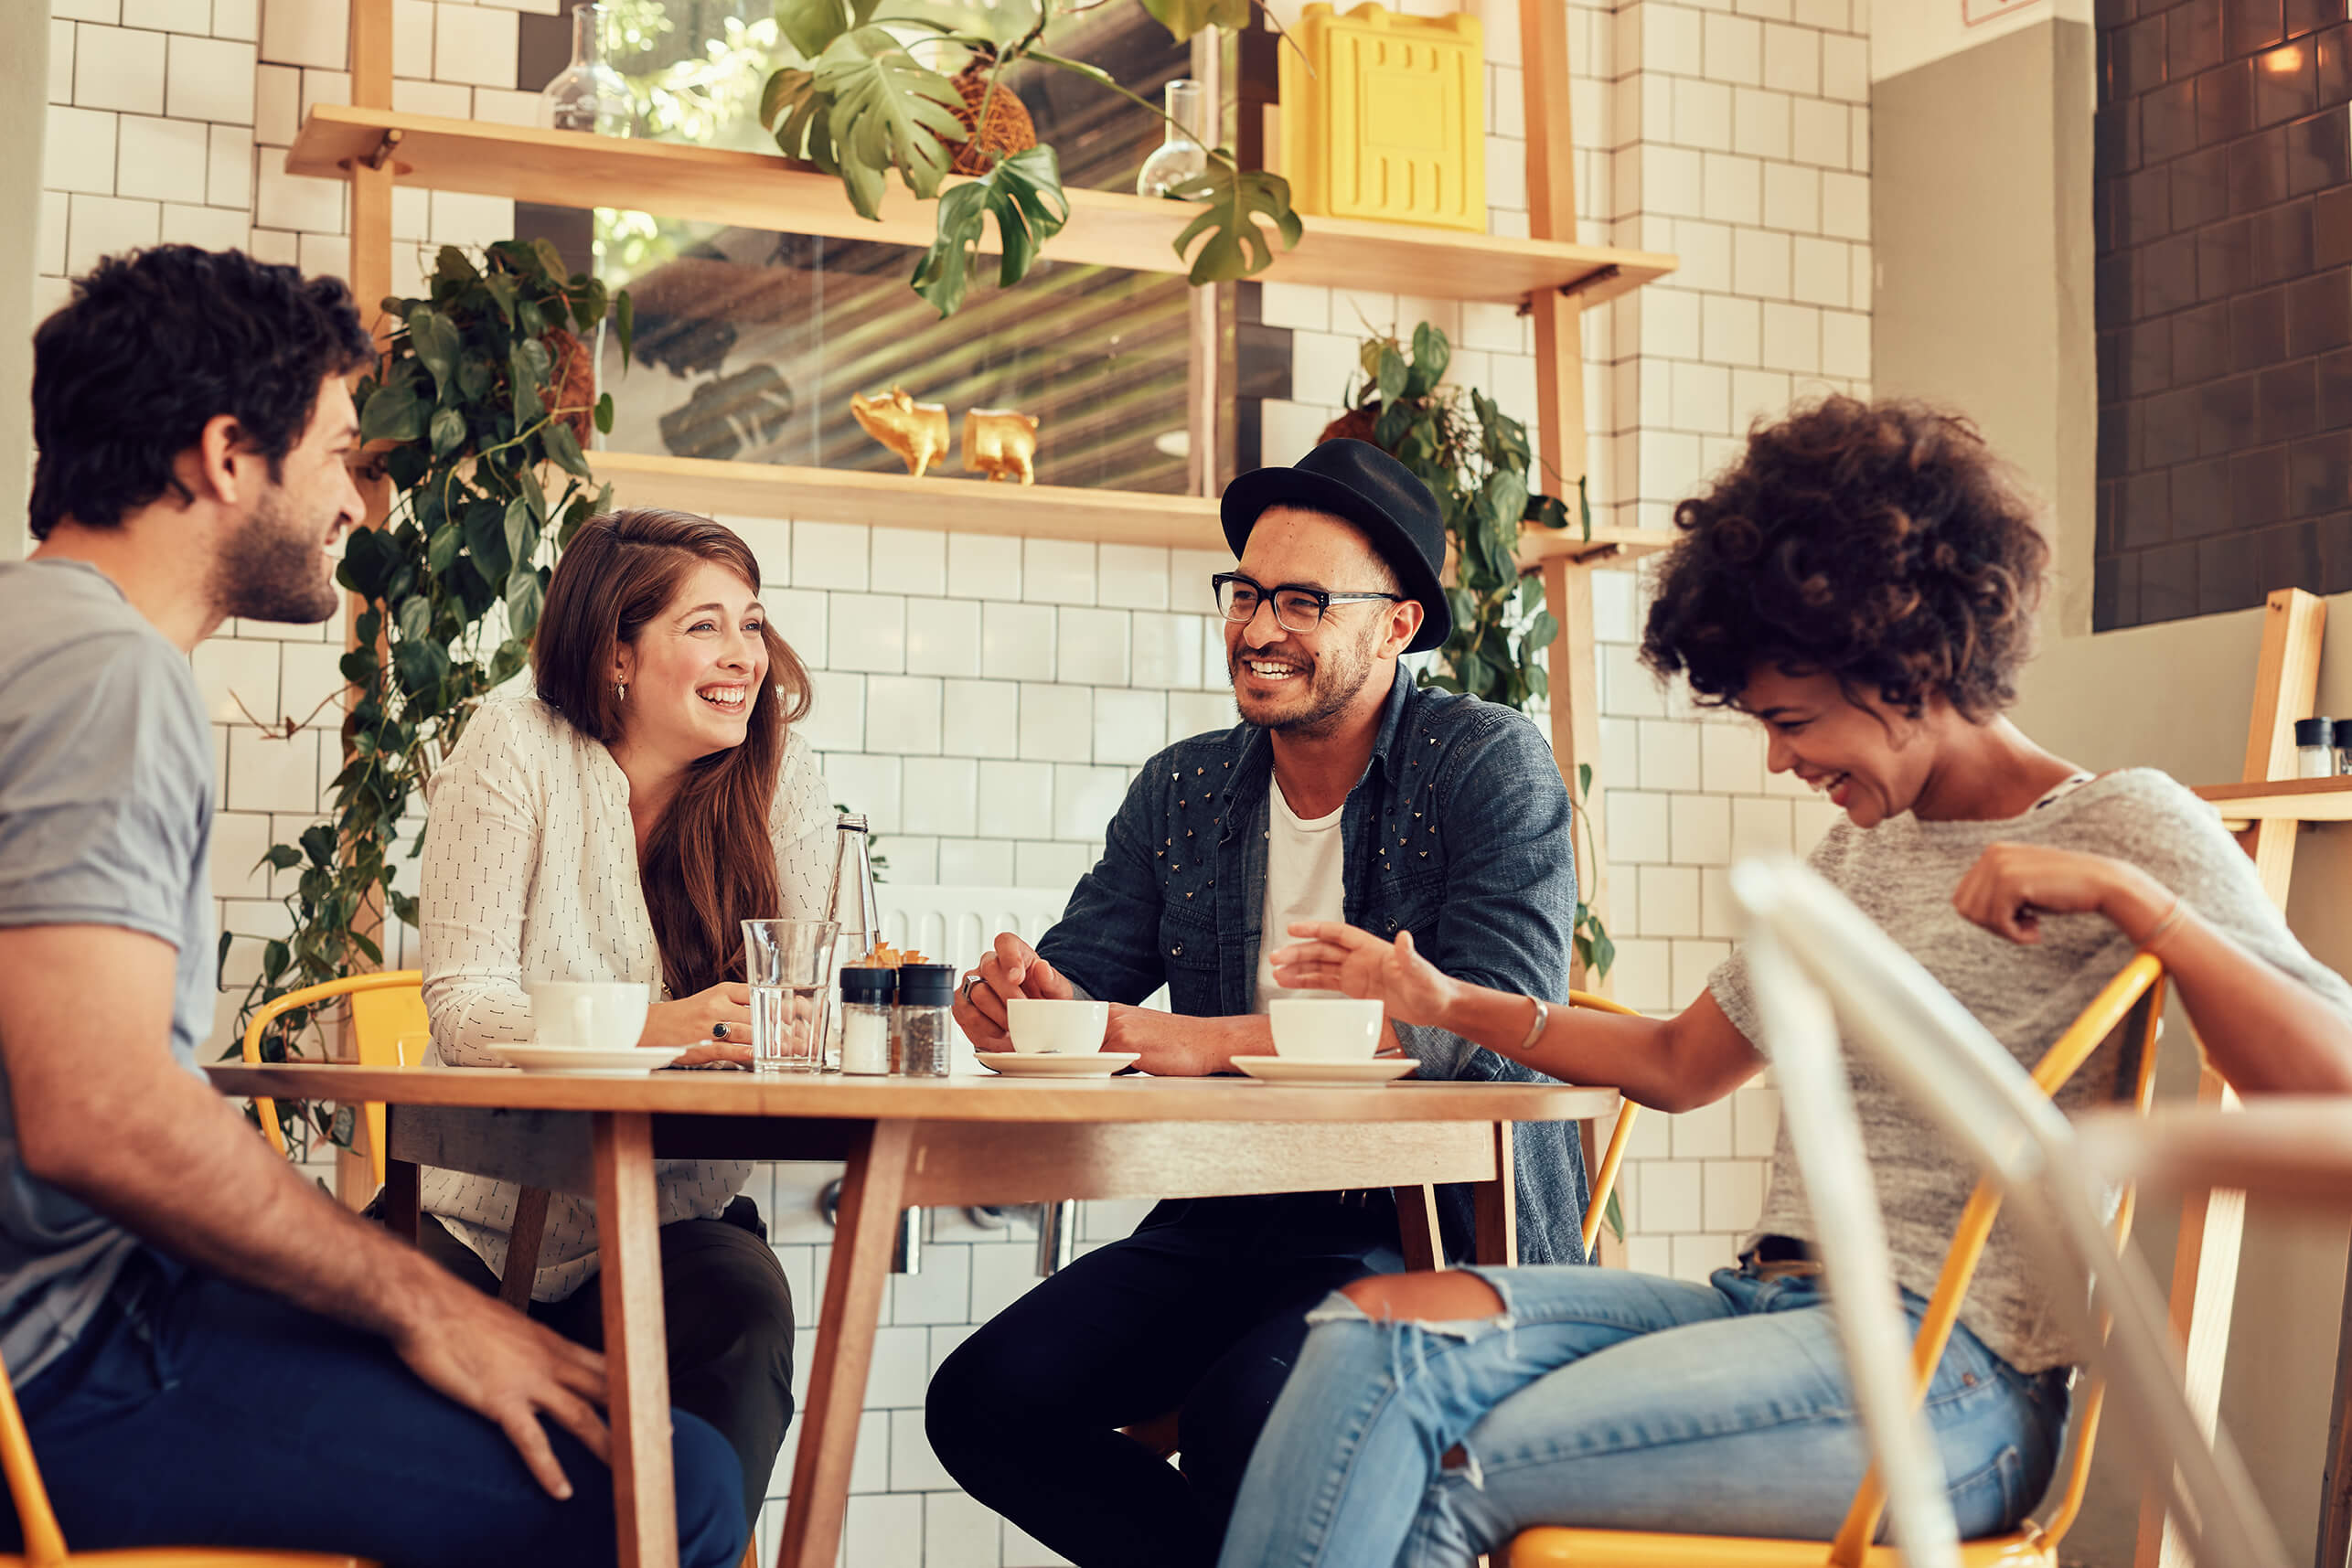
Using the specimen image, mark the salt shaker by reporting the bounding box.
[2297,718,2336,779]
[839,965,897,1075]
[2336,719,2352,777]
[895,964,956,1077]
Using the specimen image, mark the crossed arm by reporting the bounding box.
[0,923,612,1498]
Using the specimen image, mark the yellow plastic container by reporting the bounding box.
[1278,2,1487,233]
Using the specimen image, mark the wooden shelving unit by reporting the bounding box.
[597,449,1675,561]
[291,107,1677,308]
[2194,773,2352,827]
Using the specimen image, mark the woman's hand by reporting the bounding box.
[1953,842,2170,946]
[638,981,754,1064]
[1267,922,1461,1028]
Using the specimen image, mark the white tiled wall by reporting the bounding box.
[31,0,1875,1556]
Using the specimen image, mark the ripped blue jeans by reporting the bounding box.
[1213,1261,2070,1568]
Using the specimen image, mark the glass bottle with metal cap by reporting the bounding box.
[822,814,883,1071]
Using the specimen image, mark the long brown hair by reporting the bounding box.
[532,508,814,997]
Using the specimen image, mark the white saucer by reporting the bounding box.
[1231,1054,1416,1085]
[489,1043,690,1076]
[975,1051,1142,1077]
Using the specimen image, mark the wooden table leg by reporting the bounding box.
[594,1111,674,1568]
[383,1156,420,1243]
[1472,1122,1518,1267]
[1394,1185,1443,1273]
[778,1118,914,1568]
[2316,1233,2352,1568]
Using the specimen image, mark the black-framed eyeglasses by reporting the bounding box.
[1213,571,1407,635]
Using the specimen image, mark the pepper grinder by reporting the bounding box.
[822,814,883,1071]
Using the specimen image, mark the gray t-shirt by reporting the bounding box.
[1709,768,2352,1373]
[0,559,216,1384]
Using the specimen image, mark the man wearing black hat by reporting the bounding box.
[926,439,1584,1568]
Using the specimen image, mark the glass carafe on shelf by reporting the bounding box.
[821,814,883,1071]
[1137,79,1210,198]
[539,4,632,138]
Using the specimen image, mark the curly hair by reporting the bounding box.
[1640,396,2050,722]
[30,246,375,539]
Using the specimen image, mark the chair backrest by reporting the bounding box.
[242,972,426,1189]
[1566,990,1644,1261]
[1733,857,2292,1568]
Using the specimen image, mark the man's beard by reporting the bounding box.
[1230,625,1381,738]
[213,483,339,625]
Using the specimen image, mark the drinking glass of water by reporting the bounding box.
[742,920,840,1073]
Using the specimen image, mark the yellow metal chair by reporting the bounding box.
[1504,955,2167,1568]
[241,972,429,1190]
[0,1341,371,1567]
[1565,991,1642,1263]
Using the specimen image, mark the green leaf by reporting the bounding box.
[593,391,615,436]
[505,570,546,640]
[262,844,304,871]
[613,290,634,370]
[778,0,855,60]
[543,421,592,479]
[462,500,511,582]
[508,342,546,426]
[1376,345,1407,407]
[504,496,538,573]
[426,523,461,576]
[910,145,1071,317]
[1577,762,1593,796]
[1524,609,1560,653]
[396,594,433,643]
[433,245,477,283]
[358,379,426,444]
[408,306,461,392]
[1169,162,1302,285]
[262,940,290,983]
[812,29,964,219]
[1411,322,1451,387]
[429,405,465,457]
[1136,0,1249,40]
[392,638,449,697]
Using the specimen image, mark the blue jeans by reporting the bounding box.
[1215,1261,2069,1568]
[2,1252,746,1568]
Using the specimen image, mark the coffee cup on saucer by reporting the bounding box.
[1004,998,1111,1054]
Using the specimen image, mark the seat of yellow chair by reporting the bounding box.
[1505,1524,2056,1567]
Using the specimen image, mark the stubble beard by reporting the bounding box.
[214,481,340,626]
[1231,624,1381,740]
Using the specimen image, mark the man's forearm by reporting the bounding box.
[32,1062,450,1341]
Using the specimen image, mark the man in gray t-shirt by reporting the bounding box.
[0,247,744,1565]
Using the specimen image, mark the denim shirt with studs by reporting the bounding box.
[1036,667,1589,1266]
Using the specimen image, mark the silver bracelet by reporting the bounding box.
[1514,995,1549,1055]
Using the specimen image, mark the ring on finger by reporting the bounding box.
[957,974,983,1007]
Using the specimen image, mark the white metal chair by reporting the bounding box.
[1727,855,2291,1568]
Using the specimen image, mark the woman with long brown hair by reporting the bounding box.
[412,507,829,1533]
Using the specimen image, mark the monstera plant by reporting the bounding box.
[761,0,1300,315]
[222,240,632,1157]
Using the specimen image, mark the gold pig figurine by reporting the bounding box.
[963,408,1041,485]
[850,387,951,477]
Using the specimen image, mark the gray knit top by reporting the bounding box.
[1708,767,2352,1372]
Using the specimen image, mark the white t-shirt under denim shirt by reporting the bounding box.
[418,689,835,1301]
[1255,779,1349,1011]
[0,560,215,1385]
[1707,768,2352,1373]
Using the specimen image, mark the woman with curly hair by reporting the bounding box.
[1211,397,2352,1567]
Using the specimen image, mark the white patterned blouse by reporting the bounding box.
[416,688,836,1301]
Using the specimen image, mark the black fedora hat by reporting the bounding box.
[1220,439,1451,656]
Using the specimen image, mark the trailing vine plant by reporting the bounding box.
[220,240,632,1157]
[760,0,1300,316]
[1322,322,1616,986]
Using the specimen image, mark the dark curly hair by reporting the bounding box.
[30,246,376,539]
[1640,396,2050,722]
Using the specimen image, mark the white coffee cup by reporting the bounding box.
[526,981,651,1051]
[1268,997,1384,1061]
[1004,997,1111,1054]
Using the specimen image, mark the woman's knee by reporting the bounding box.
[1340,1270,1504,1324]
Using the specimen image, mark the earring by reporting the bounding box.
[615,680,627,702]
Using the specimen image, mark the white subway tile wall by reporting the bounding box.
[29,0,1874,1554]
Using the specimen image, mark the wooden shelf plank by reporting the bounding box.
[2194,775,2352,823]
[288,106,1678,307]
[593,449,1678,561]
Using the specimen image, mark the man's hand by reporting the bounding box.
[1105,1008,1266,1075]
[953,932,1074,1049]
[390,1278,612,1499]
